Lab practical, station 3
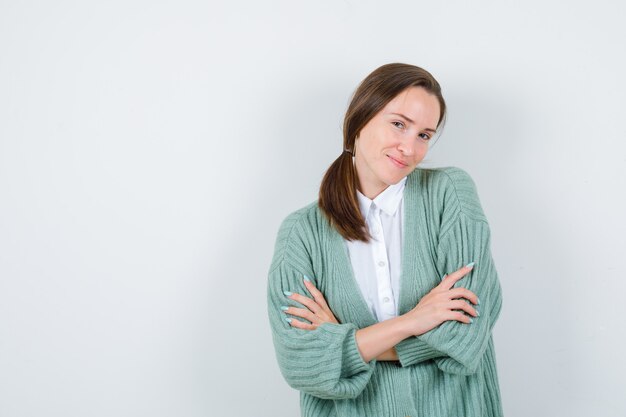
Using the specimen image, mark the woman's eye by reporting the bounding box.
[419,133,431,140]
[392,121,405,129]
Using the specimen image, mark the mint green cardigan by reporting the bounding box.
[266,167,504,417]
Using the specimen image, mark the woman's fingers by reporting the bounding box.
[285,317,317,330]
[283,306,320,324]
[285,290,322,315]
[447,310,474,324]
[448,287,479,306]
[282,276,340,329]
[406,263,482,335]
[449,299,479,317]
[439,262,475,290]
[303,276,331,310]
[303,277,340,324]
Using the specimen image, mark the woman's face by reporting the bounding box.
[354,86,441,199]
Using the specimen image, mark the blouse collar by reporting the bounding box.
[356,175,407,218]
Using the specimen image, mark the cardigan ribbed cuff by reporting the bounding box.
[395,336,446,367]
[316,322,373,377]
[340,326,374,377]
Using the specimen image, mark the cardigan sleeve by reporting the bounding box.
[416,168,503,375]
[266,212,376,400]
[394,335,447,367]
[424,216,503,375]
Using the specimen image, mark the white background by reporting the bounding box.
[1,1,625,416]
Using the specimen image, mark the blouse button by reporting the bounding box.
[378,260,386,267]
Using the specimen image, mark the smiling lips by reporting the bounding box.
[387,155,408,168]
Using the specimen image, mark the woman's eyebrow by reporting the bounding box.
[390,112,437,132]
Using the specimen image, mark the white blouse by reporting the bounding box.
[345,176,407,322]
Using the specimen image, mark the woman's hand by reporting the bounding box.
[402,263,480,337]
[283,276,398,361]
[283,276,340,330]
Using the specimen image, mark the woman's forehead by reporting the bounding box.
[382,87,440,124]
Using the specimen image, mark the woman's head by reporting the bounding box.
[319,63,446,242]
[345,63,446,197]
[351,86,442,198]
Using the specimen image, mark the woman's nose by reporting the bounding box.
[397,137,415,156]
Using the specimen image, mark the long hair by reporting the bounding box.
[318,63,447,242]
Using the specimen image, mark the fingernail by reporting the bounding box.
[477,297,481,305]
[476,310,480,317]
[285,317,292,323]
[303,275,311,282]
[283,290,292,296]
[280,306,289,311]
[469,318,474,323]
[465,262,475,268]
[442,273,447,280]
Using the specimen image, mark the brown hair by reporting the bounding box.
[318,63,447,242]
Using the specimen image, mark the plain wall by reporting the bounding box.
[1,1,625,416]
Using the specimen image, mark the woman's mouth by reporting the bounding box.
[387,155,408,168]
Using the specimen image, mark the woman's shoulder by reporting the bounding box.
[275,200,321,236]
[413,165,477,189]
[270,201,325,271]
[413,166,487,223]
[273,200,326,245]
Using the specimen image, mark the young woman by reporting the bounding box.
[267,63,504,417]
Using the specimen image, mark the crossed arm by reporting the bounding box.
[281,258,480,364]
[268,225,500,399]
[272,216,501,371]
[282,276,404,362]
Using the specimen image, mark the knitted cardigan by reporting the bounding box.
[266,166,504,417]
